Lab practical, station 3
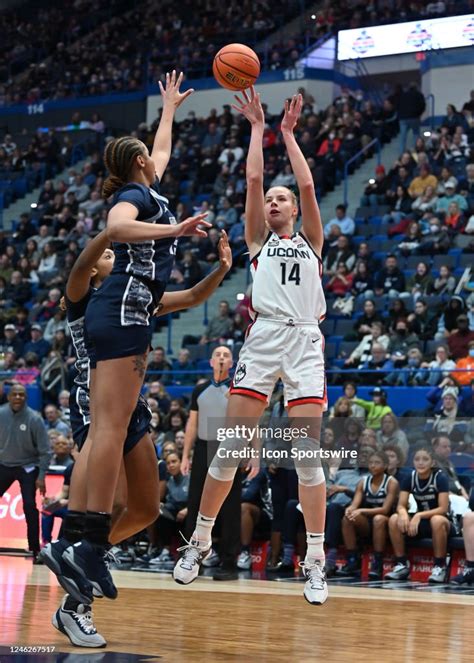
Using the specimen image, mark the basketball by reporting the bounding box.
[213,43,260,91]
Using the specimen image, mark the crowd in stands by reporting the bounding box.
[1,73,473,578]
[2,0,472,106]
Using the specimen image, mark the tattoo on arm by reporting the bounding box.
[133,353,147,379]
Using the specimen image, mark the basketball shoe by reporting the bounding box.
[300,561,328,605]
[63,541,118,599]
[451,566,474,585]
[39,539,93,605]
[173,537,211,585]
[52,595,106,648]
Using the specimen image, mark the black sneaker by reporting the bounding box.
[451,566,474,585]
[266,560,294,574]
[368,560,383,580]
[213,565,239,581]
[337,559,361,576]
[63,541,118,600]
[39,539,93,605]
[52,595,106,648]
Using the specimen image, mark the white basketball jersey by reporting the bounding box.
[249,231,326,321]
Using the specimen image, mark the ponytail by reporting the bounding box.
[102,174,126,199]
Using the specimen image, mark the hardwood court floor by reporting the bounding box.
[2,556,474,663]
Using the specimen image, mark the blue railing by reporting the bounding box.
[343,138,381,207]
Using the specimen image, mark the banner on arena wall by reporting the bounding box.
[337,14,474,60]
[0,474,63,549]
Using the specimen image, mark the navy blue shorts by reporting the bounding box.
[70,385,90,451]
[85,273,164,362]
[70,389,152,455]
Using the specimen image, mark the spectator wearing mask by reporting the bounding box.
[388,318,421,362]
[419,215,451,255]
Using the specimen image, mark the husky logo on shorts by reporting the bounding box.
[234,362,247,385]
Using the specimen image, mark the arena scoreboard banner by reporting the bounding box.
[337,14,474,60]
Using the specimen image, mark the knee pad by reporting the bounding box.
[293,438,325,487]
[208,436,245,483]
[208,464,239,483]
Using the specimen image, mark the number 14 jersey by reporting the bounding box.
[249,231,326,322]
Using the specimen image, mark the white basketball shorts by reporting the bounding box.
[229,315,326,408]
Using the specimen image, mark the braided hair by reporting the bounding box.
[102,137,145,198]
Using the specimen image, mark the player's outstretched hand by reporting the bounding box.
[159,70,194,109]
[281,93,303,133]
[175,212,212,238]
[217,230,232,271]
[231,86,264,126]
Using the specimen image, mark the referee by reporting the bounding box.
[0,384,51,561]
[182,345,242,581]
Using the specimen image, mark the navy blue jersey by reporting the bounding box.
[401,470,449,512]
[66,288,94,428]
[361,473,393,509]
[110,179,177,291]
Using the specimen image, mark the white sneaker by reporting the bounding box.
[300,562,328,605]
[385,562,410,581]
[149,548,175,569]
[173,537,211,585]
[52,595,106,648]
[237,550,252,570]
[428,565,447,583]
[202,548,220,568]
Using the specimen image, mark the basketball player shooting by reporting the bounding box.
[173,88,328,605]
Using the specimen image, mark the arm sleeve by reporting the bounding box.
[32,415,52,479]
